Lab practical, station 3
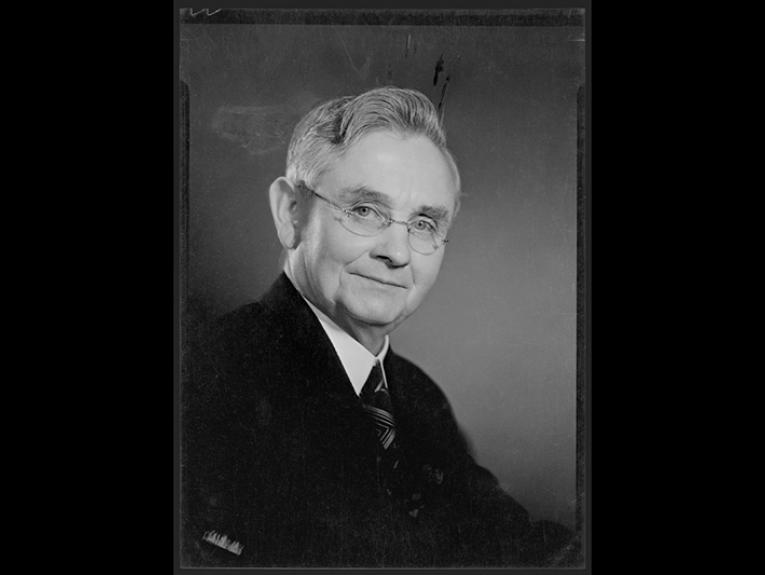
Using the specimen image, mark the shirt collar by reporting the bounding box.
[301,296,389,396]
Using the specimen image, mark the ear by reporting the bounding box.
[269,177,302,249]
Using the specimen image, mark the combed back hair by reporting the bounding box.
[286,86,461,201]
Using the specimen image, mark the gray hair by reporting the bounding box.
[285,86,461,201]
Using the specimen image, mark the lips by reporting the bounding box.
[351,273,408,289]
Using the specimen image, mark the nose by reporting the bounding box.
[370,221,411,268]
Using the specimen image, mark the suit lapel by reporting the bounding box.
[383,350,455,471]
[260,274,378,457]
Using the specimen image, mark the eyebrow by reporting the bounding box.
[337,185,452,222]
[337,186,391,207]
[417,205,450,223]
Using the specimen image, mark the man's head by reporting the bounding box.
[269,87,461,352]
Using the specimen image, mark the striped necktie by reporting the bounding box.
[360,360,397,450]
[360,360,403,494]
[361,362,431,518]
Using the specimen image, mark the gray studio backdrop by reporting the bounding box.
[180,12,584,531]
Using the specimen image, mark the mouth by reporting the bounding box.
[351,273,408,289]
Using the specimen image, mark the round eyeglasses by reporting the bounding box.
[297,183,449,255]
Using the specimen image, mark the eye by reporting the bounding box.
[411,217,438,233]
[350,204,382,219]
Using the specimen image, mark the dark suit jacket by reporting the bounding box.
[181,273,579,567]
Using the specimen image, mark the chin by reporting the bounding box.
[342,299,404,328]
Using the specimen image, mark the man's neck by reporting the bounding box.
[336,319,387,356]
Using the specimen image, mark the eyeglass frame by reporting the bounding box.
[294,181,450,255]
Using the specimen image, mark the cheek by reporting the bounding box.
[326,228,370,266]
[307,224,368,279]
[408,255,444,299]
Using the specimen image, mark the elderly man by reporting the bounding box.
[182,87,577,567]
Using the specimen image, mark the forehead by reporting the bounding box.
[318,131,459,215]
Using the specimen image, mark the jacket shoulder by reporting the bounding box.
[208,301,273,350]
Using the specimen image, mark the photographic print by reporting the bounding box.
[177,7,587,569]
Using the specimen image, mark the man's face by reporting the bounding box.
[290,130,459,340]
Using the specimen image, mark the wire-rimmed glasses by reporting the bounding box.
[297,182,449,255]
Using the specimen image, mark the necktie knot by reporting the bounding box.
[360,361,385,401]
